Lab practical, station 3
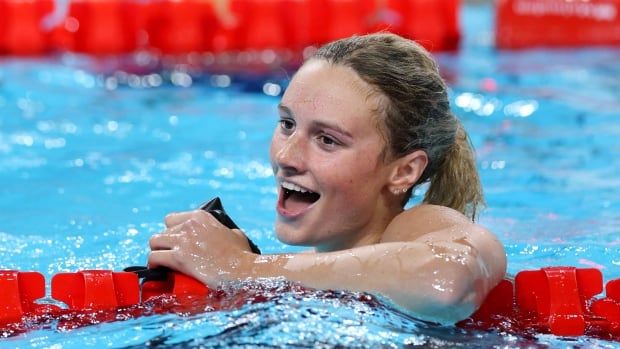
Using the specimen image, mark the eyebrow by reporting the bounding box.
[277,103,354,140]
[277,103,294,117]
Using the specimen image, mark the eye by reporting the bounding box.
[319,135,335,145]
[279,118,295,133]
[317,134,340,148]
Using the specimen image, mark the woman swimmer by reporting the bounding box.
[148,33,507,324]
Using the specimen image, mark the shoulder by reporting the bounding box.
[381,204,503,248]
[381,204,505,267]
[381,204,474,243]
[382,203,506,279]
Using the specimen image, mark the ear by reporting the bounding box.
[387,150,428,194]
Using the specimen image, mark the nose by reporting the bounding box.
[273,132,305,176]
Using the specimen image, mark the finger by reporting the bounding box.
[194,209,226,228]
[165,209,222,228]
[147,250,178,270]
[149,233,180,251]
[164,211,195,228]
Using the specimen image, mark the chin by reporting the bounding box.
[275,223,311,246]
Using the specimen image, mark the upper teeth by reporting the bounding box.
[282,181,312,193]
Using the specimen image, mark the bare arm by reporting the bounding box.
[240,240,497,324]
[149,205,506,324]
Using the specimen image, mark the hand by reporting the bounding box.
[148,209,255,286]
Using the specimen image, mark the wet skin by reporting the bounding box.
[148,59,507,324]
[270,59,405,252]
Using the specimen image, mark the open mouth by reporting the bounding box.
[279,181,320,216]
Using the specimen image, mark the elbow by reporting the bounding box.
[395,284,476,325]
[427,251,507,324]
[398,254,493,324]
[430,226,508,323]
[423,269,481,324]
[378,235,507,325]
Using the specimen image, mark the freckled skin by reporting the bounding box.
[148,59,507,325]
[270,60,397,251]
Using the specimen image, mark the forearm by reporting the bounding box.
[235,241,489,324]
[148,210,503,323]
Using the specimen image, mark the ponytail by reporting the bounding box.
[423,122,485,221]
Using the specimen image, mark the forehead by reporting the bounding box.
[281,60,380,123]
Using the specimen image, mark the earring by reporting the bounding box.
[392,188,408,195]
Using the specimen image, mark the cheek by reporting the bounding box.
[320,156,380,196]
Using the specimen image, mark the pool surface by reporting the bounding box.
[2,3,620,348]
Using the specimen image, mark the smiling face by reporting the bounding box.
[269,60,401,252]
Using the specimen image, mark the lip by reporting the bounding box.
[276,178,320,219]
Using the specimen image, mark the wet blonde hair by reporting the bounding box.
[311,33,484,220]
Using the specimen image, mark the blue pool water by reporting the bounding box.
[2,3,620,348]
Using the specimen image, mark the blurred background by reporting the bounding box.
[1,1,620,346]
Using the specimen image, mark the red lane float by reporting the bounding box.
[144,0,218,55]
[0,271,45,325]
[0,269,211,336]
[497,0,620,49]
[4,266,620,340]
[51,270,141,309]
[0,0,461,56]
[0,0,55,55]
[458,266,620,340]
[59,0,143,54]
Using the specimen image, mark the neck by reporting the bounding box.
[314,202,403,253]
